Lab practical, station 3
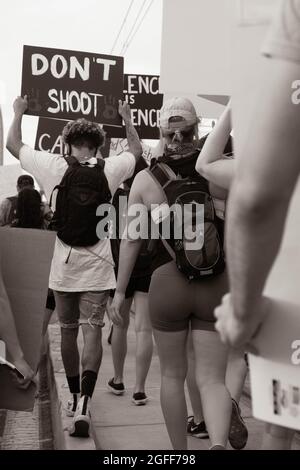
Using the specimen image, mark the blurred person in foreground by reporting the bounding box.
[215,0,300,450]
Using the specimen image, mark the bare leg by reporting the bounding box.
[226,348,247,403]
[61,327,80,376]
[81,324,103,373]
[186,334,203,424]
[111,298,132,383]
[153,328,188,450]
[133,292,153,394]
[192,329,231,448]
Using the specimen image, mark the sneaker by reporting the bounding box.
[65,393,80,417]
[229,399,248,450]
[132,392,148,406]
[107,378,125,396]
[69,395,90,438]
[107,323,113,345]
[187,416,209,439]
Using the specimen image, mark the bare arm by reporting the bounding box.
[6,96,28,160]
[118,100,142,161]
[196,102,234,190]
[115,172,147,294]
[227,58,300,320]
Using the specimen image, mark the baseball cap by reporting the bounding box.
[17,175,34,188]
[159,97,199,131]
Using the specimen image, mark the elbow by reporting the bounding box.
[133,146,143,161]
[6,139,20,159]
[195,160,208,178]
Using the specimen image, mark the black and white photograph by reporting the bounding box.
[0,0,300,462]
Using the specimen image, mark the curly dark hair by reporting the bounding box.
[62,119,106,150]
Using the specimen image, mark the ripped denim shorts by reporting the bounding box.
[53,290,110,329]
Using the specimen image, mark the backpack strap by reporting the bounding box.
[147,163,177,261]
[96,158,105,169]
[147,162,176,189]
[64,155,79,166]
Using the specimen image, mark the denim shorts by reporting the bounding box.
[53,290,110,329]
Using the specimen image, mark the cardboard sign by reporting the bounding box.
[21,45,124,127]
[0,228,56,411]
[34,117,124,155]
[124,74,163,139]
[34,73,163,149]
[0,164,22,204]
[249,298,300,429]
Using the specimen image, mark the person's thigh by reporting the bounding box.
[149,262,192,332]
[134,292,152,333]
[154,328,189,377]
[53,291,80,329]
[78,290,110,328]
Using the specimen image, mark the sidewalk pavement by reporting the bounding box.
[49,314,300,451]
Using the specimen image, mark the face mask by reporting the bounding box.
[164,142,195,159]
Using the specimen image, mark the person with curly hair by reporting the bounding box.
[6,96,142,438]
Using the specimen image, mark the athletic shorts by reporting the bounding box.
[110,275,151,299]
[54,290,110,329]
[149,261,228,332]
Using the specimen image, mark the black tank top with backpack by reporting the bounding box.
[149,136,231,281]
[50,156,111,247]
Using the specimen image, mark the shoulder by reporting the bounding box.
[104,152,136,194]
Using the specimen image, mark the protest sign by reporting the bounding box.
[0,228,56,411]
[124,74,163,139]
[35,117,155,162]
[21,45,124,126]
[34,73,163,148]
[0,164,22,204]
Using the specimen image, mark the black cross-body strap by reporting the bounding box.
[147,163,176,189]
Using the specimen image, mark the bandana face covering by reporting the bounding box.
[164,142,196,160]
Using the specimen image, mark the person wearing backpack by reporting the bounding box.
[109,97,232,450]
[107,157,154,406]
[6,96,142,438]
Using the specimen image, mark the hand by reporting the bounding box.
[13,95,28,116]
[12,356,36,390]
[108,291,126,327]
[214,293,268,349]
[118,100,132,124]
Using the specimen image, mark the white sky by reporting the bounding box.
[0,0,163,164]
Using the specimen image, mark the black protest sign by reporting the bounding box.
[35,117,116,157]
[21,45,124,126]
[124,74,163,139]
[35,117,125,153]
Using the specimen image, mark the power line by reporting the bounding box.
[119,0,148,55]
[110,0,135,54]
[122,0,155,55]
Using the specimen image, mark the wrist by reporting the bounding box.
[115,289,125,296]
